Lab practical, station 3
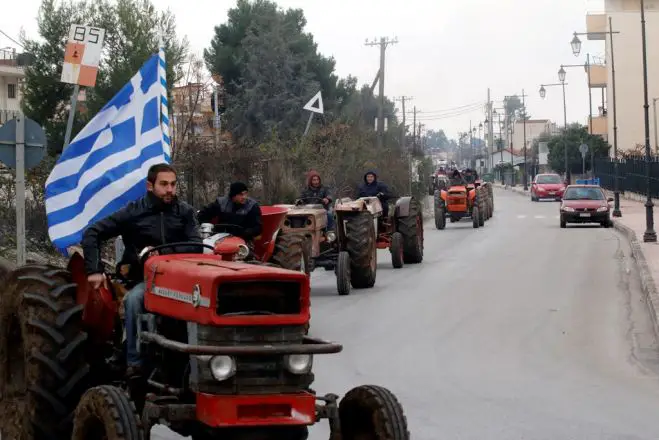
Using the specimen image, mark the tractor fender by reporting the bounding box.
[261,227,282,262]
[394,196,414,218]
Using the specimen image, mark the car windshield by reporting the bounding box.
[563,187,604,200]
[536,175,562,184]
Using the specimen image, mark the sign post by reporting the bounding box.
[60,24,105,151]
[0,115,47,265]
[302,91,324,136]
[579,143,589,176]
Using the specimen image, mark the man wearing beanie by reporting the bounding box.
[197,181,262,241]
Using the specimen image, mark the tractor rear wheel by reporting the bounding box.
[336,251,351,296]
[434,205,446,230]
[390,232,404,269]
[344,212,377,289]
[398,199,423,264]
[271,233,310,274]
[338,384,409,440]
[478,201,485,226]
[472,207,480,229]
[0,265,90,440]
[71,385,144,440]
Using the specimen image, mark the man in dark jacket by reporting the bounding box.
[358,170,391,217]
[82,163,202,376]
[299,170,334,229]
[197,182,263,241]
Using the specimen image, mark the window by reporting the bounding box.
[536,174,561,184]
[7,83,16,99]
[563,187,604,200]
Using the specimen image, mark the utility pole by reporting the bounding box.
[394,96,413,150]
[487,88,494,171]
[412,106,417,150]
[365,36,398,149]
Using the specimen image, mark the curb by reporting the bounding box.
[612,219,659,341]
[493,183,529,197]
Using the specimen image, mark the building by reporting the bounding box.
[510,119,554,154]
[0,47,25,124]
[584,0,659,154]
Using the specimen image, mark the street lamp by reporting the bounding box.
[640,0,656,242]
[572,22,622,217]
[540,81,569,182]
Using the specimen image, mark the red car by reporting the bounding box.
[531,173,566,201]
[559,185,613,228]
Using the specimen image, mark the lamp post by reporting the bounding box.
[640,0,656,242]
[539,79,569,182]
[571,23,621,216]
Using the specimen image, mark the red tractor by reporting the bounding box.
[0,241,409,439]
[199,205,308,273]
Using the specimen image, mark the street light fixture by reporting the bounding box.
[572,22,622,217]
[558,66,566,82]
[539,85,546,99]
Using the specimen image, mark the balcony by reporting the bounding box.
[586,14,607,40]
[587,64,607,88]
[589,115,608,138]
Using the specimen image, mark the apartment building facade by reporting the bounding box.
[0,48,25,125]
[585,0,659,154]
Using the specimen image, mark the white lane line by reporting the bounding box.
[517,215,527,219]
[534,215,546,219]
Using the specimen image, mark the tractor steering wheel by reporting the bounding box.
[295,197,325,206]
[138,242,214,266]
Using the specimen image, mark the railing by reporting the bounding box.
[595,157,659,198]
[0,110,19,125]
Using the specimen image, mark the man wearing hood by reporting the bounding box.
[197,181,262,241]
[358,170,391,217]
[300,170,334,229]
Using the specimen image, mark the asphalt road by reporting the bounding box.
[154,188,659,439]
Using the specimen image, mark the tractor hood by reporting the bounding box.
[334,197,383,216]
[143,254,310,326]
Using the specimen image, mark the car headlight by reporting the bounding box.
[284,354,313,374]
[236,244,250,259]
[597,206,609,212]
[209,355,236,381]
[562,206,575,212]
[326,231,337,243]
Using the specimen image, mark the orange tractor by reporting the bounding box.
[0,238,410,439]
[434,176,489,229]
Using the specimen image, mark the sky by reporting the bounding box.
[0,0,606,141]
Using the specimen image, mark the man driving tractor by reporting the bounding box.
[462,168,479,183]
[299,170,334,229]
[358,170,391,217]
[81,163,202,377]
[197,181,263,242]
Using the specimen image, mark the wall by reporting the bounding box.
[604,0,659,153]
[511,120,552,153]
[0,75,21,112]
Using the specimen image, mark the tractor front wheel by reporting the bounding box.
[271,233,310,274]
[337,385,409,440]
[398,199,423,264]
[71,385,144,440]
[336,251,351,296]
[0,265,90,440]
[344,213,377,289]
[434,205,446,230]
[390,232,404,269]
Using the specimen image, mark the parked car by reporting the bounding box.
[559,185,613,228]
[531,173,566,201]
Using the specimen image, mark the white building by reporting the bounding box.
[584,0,659,154]
[0,47,25,124]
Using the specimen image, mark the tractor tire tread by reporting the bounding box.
[338,384,409,440]
[397,199,423,264]
[344,213,376,288]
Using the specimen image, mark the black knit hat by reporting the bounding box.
[229,181,248,198]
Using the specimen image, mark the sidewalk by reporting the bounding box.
[495,182,659,339]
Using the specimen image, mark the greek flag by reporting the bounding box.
[45,45,171,253]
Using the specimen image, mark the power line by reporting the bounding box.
[0,29,24,49]
[416,106,486,121]
[406,101,483,115]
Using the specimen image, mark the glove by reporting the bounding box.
[376,192,384,198]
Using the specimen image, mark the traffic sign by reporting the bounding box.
[303,91,324,114]
[579,143,589,157]
[0,117,47,169]
[60,24,106,87]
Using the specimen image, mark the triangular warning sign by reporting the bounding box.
[303,91,324,114]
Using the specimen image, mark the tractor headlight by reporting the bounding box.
[200,223,214,238]
[209,355,236,381]
[284,354,313,374]
[326,231,337,243]
[236,244,250,259]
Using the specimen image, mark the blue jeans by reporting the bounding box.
[326,209,335,230]
[124,282,146,367]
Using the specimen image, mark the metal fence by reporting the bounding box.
[0,109,19,125]
[594,157,659,198]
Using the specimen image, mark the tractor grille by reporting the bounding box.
[188,324,313,394]
[284,215,311,229]
[217,281,301,316]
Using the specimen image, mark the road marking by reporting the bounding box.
[534,215,545,219]
[517,215,527,219]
